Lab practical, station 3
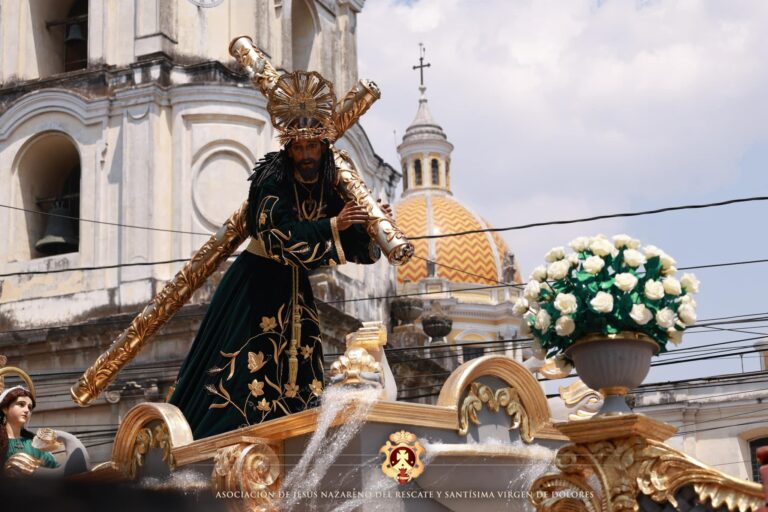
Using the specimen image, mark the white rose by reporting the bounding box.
[555,315,576,336]
[660,253,677,270]
[680,273,700,293]
[662,277,681,296]
[614,273,638,292]
[554,293,578,314]
[667,329,683,346]
[530,265,548,281]
[535,309,551,331]
[583,255,605,274]
[612,234,633,249]
[622,249,646,268]
[679,294,697,308]
[568,253,580,267]
[547,260,571,280]
[570,236,590,252]
[590,291,614,313]
[512,297,530,316]
[544,246,566,263]
[655,308,676,329]
[660,265,677,277]
[678,304,697,325]
[590,238,615,257]
[644,280,664,300]
[531,339,546,359]
[524,280,541,300]
[644,245,663,259]
[520,315,533,335]
[629,304,652,325]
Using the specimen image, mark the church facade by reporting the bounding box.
[0,0,396,461]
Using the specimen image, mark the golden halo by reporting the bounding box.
[267,71,337,142]
[0,367,36,402]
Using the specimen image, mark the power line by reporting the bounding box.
[410,195,768,240]
[0,203,209,236]
[5,195,768,243]
[674,419,768,437]
[411,254,513,286]
[1,254,767,317]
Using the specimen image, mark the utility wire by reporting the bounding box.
[0,204,209,236]
[410,195,768,240]
[7,196,767,240]
[1,255,767,320]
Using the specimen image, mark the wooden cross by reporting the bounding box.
[412,43,431,86]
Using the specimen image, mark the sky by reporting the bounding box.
[356,0,768,384]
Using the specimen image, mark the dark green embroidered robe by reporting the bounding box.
[169,154,379,439]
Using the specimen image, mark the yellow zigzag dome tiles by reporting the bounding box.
[394,194,521,285]
[395,196,429,284]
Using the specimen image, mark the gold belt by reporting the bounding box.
[245,238,270,259]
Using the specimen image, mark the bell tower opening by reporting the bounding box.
[15,132,81,260]
[34,0,88,77]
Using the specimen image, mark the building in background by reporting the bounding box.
[0,0,396,462]
[389,81,525,403]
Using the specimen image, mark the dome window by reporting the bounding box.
[414,159,423,186]
[431,158,439,186]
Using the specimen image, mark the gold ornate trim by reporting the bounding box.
[111,403,194,479]
[212,441,281,512]
[437,355,559,441]
[540,358,574,380]
[530,415,764,512]
[458,382,532,441]
[173,398,567,467]
[330,216,346,265]
[560,380,601,421]
[329,346,383,387]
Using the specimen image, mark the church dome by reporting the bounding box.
[395,194,521,285]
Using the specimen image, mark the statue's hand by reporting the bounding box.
[336,202,368,231]
[4,452,42,476]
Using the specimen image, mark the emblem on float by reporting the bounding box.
[379,430,425,484]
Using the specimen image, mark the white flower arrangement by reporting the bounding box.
[520,234,700,360]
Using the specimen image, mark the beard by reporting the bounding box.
[296,158,321,175]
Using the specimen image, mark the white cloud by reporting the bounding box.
[359,0,768,276]
[357,1,768,381]
[359,0,768,205]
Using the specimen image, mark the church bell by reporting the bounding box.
[35,199,79,256]
[64,23,86,43]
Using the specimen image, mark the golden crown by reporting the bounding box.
[229,36,381,144]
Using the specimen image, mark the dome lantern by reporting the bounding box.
[397,81,454,196]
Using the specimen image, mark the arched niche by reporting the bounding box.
[15,131,81,260]
[291,0,318,71]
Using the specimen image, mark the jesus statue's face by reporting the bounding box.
[287,139,325,179]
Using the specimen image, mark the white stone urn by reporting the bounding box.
[564,331,659,415]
